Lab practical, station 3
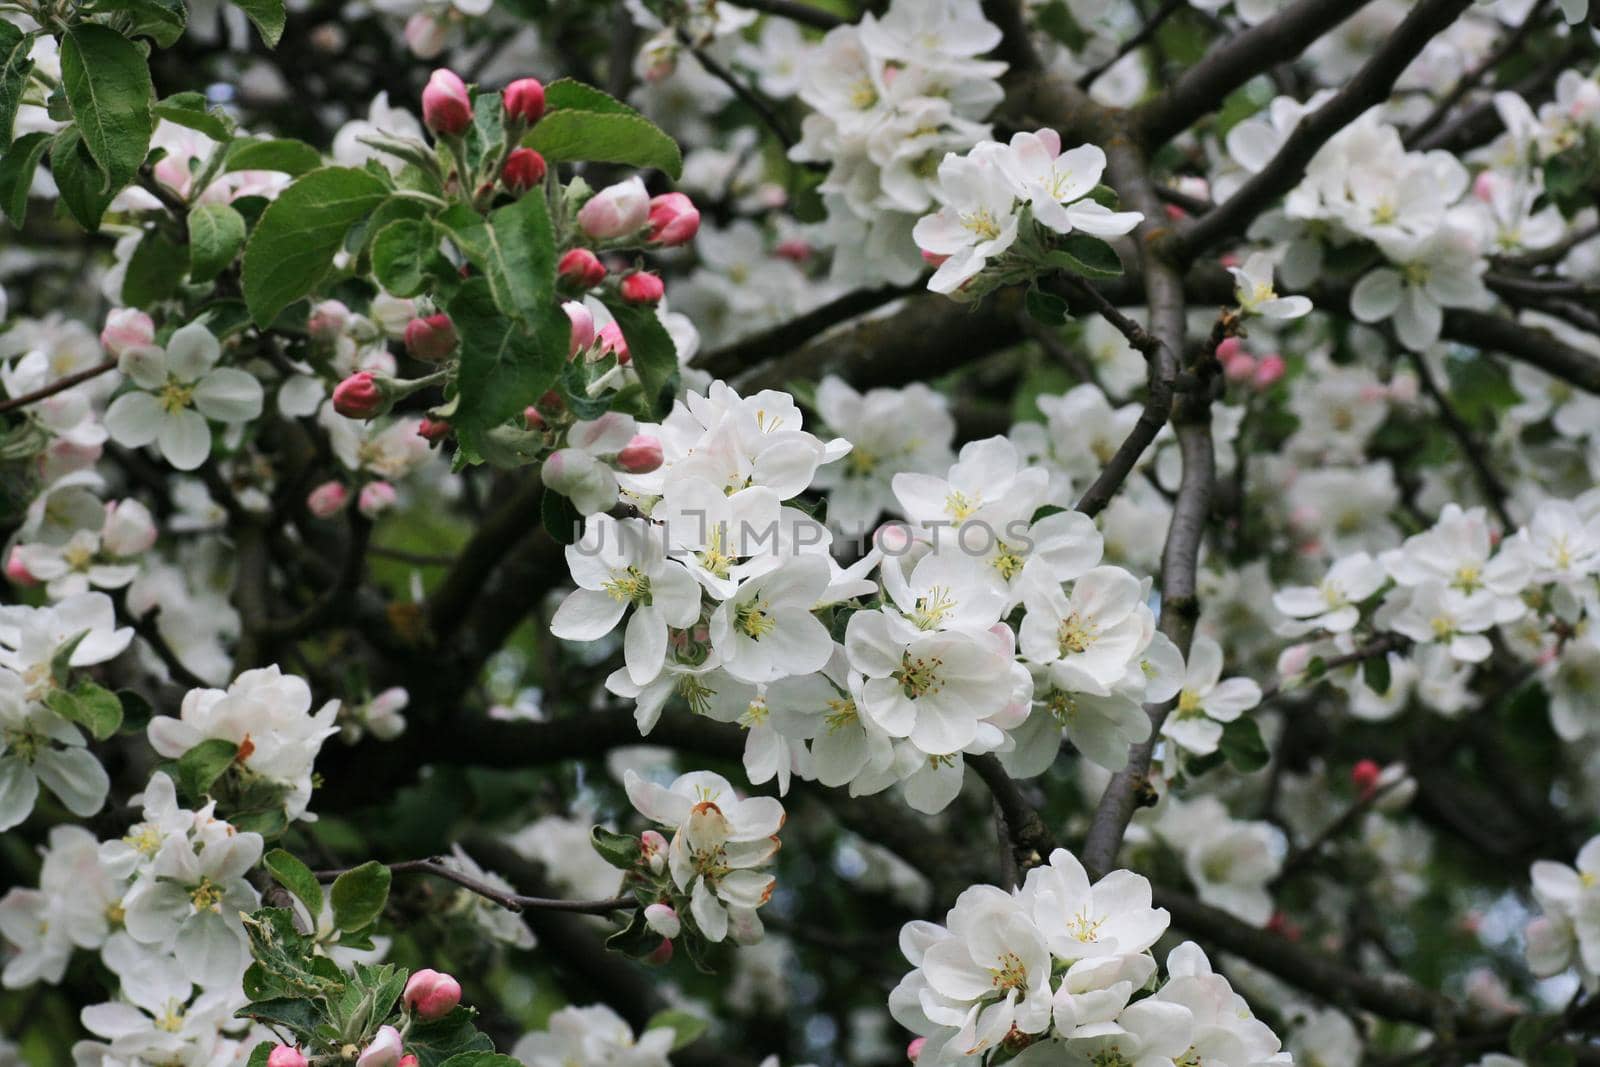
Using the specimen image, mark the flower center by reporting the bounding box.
[910,586,956,630]
[825,698,858,732]
[1056,613,1096,656]
[735,599,775,639]
[159,378,196,414]
[945,489,979,520]
[992,544,1025,580]
[960,210,1001,242]
[987,950,1028,991]
[895,652,945,699]
[603,566,651,604]
[189,877,225,912]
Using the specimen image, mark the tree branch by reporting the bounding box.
[314,857,636,915]
[0,359,116,415]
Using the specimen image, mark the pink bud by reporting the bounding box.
[1252,354,1286,389]
[598,322,630,364]
[268,1047,309,1067]
[403,12,449,57]
[524,405,545,430]
[403,968,463,1020]
[1472,171,1500,202]
[100,308,154,357]
[333,372,385,419]
[577,177,650,240]
[1164,203,1187,221]
[1276,642,1313,678]
[356,1026,404,1067]
[422,69,472,137]
[1266,911,1302,941]
[307,481,349,518]
[919,249,949,268]
[640,829,668,873]
[774,238,812,262]
[400,1058,419,1067]
[1214,336,1242,366]
[502,78,546,125]
[647,192,700,246]
[558,248,608,290]
[502,148,546,194]
[646,938,674,965]
[5,549,36,586]
[418,417,451,443]
[1351,759,1382,798]
[620,271,664,305]
[1388,373,1419,404]
[644,902,681,938]
[1223,353,1257,384]
[617,434,664,474]
[308,300,352,345]
[359,481,398,518]
[564,301,596,358]
[404,314,457,363]
[907,1038,927,1063]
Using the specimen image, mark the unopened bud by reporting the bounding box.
[647,192,700,246]
[564,301,596,358]
[640,828,668,874]
[359,481,398,518]
[620,271,664,305]
[907,1038,926,1063]
[404,314,457,363]
[646,937,674,965]
[307,300,352,345]
[524,405,545,430]
[403,12,448,57]
[422,69,472,137]
[100,308,154,357]
[355,1025,404,1067]
[403,968,463,1020]
[616,434,664,474]
[577,177,650,240]
[502,148,547,194]
[333,372,385,419]
[307,481,349,518]
[1252,353,1286,389]
[418,417,451,443]
[268,1047,309,1067]
[598,322,629,364]
[558,248,607,290]
[1351,759,1382,798]
[4,549,36,586]
[1223,353,1257,384]
[502,78,546,126]
[644,902,681,938]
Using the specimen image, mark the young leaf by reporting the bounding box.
[60,24,155,188]
[1362,653,1392,694]
[406,1006,496,1067]
[188,203,247,282]
[224,138,324,177]
[0,131,51,224]
[329,860,391,931]
[600,301,679,419]
[95,0,188,48]
[590,826,642,870]
[1047,234,1124,279]
[645,1011,709,1052]
[443,276,569,460]
[541,487,582,546]
[122,226,190,306]
[372,217,441,298]
[177,737,241,797]
[263,848,324,918]
[44,682,123,741]
[1024,286,1070,326]
[437,1055,522,1067]
[436,192,557,328]
[1218,717,1270,773]
[230,0,286,46]
[525,80,682,179]
[241,166,389,326]
[153,91,233,140]
[0,22,35,144]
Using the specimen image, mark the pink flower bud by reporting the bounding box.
[403,968,463,1020]
[308,300,352,345]
[268,1047,309,1067]
[1351,759,1382,798]
[356,1027,405,1067]
[558,248,607,290]
[647,192,700,246]
[4,549,35,586]
[1276,642,1313,678]
[907,1038,927,1063]
[616,434,664,474]
[103,499,158,556]
[644,902,681,938]
[640,829,668,874]
[418,417,451,443]
[1223,353,1257,383]
[307,481,349,518]
[403,12,449,58]
[359,481,398,518]
[524,405,545,430]
[333,372,385,419]
[422,69,472,137]
[100,308,154,357]
[620,271,664,306]
[400,1058,419,1067]
[1214,336,1242,365]
[1252,354,1286,390]
[774,238,812,262]
[502,78,546,125]
[646,937,674,965]
[577,177,650,240]
[502,148,546,194]
[598,322,629,364]
[404,314,457,363]
[919,249,949,268]
[1265,911,1302,941]
[564,301,596,358]
[1388,373,1419,404]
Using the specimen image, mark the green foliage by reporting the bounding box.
[1045,235,1124,279]
[645,1011,709,1051]
[188,203,248,283]
[43,681,124,741]
[122,226,190,305]
[242,166,390,326]
[0,21,35,145]
[444,277,569,462]
[437,192,558,328]
[264,848,325,918]
[541,487,582,545]
[229,0,287,46]
[59,24,154,192]
[0,131,50,223]
[525,78,682,179]
[371,218,441,297]
[329,860,391,932]
[590,826,642,870]
[93,0,189,48]
[153,91,234,140]
[176,737,241,798]
[1218,717,1269,772]
[225,137,325,176]
[601,300,679,418]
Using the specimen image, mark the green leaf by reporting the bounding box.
[230,0,286,46]
[247,1043,274,1067]
[1361,653,1392,694]
[241,166,389,326]
[406,1007,496,1067]
[436,192,557,327]
[116,689,155,735]
[94,0,188,47]
[237,996,320,1039]
[329,860,391,932]
[645,1011,709,1052]
[437,1055,522,1067]
[177,737,240,797]
[60,24,154,189]
[1034,0,1088,49]
[1024,286,1069,326]
[153,91,233,140]
[1047,234,1124,279]
[0,22,35,145]
[541,486,582,545]
[263,848,324,918]
[444,276,569,460]
[372,217,440,298]
[1218,717,1269,773]
[122,226,190,306]
[0,131,51,225]
[50,630,90,686]
[44,681,123,741]
[188,203,247,282]
[52,125,121,233]
[590,826,641,870]
[601,300,679,419]
[525,80,681,179]
[225,137,324,176]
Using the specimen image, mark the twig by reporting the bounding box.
[1257,633,1411,703]
[720,0,842,30]
[679,30,797,149]
[969,753,1057,880]
[1407,351,1515,529]
[1402,0,1551,148]
[0,359,116,415]
[1077,0,1184,89]
[314,856,637,915]
[694,283,919,380]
